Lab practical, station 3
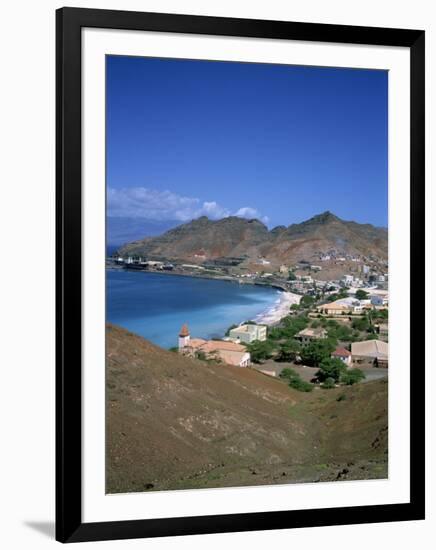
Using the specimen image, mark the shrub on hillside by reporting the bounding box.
[289,377,313,392]
[321,377,336,389]
[341,368,366,385]
[280,367,313,392]
[279,367,298,380]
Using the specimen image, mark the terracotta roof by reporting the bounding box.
[332,347,351,357]
[188,338,207,348]
[201,340,246,353]
[179,324,190,337]
[184,338,248,366]
[186,339,245,353]
[215,349,250,366]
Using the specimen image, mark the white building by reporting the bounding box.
[342,275,354,286]
[229,323,267,344]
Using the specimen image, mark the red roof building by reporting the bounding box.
[331,347,352,366]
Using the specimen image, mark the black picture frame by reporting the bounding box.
[56,7,425,543]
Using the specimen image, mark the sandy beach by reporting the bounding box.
[253,291,301,326]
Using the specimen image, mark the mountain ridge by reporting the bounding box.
[117,211,388,266]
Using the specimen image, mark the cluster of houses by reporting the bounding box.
[177,320,388,371]
[316,291,389,316]
[178,324,251,367]
[294,326,388,369]
[177,322,268,367]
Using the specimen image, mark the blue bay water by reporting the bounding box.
[107,270,280,349]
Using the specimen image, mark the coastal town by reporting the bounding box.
[107,245,388,296]
[108,250,388,392]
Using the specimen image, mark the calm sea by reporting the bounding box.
[107,270,280,349]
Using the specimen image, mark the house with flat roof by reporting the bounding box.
[296,327,328,346]
[228,323,267,344]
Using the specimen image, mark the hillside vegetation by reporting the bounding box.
[106,324,388,493]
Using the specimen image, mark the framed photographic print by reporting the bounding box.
[56,7,425,543]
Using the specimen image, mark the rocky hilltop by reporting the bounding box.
[106,324,388,493]
[118,211,388,267]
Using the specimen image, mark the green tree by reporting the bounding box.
[316,357,347,383]
[268,327,285,340]
[300,338,337,367]
[288,271,297,281]
[300,295,315,309]
[246,339,275,363]
[278,314,309,339]
[328,324,354,342]
[355,289,369,300]
[352,316,370,332]
[372,309,388,320]
[275,340,301,362]
[341,368,366,385]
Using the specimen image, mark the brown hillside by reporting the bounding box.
[106,324,388,493]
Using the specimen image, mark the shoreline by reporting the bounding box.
[252,291,301,326]
[106,265,290,292]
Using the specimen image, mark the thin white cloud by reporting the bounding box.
[234,206,269,225]
[107,187,268,224]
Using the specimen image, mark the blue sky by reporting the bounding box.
[107,56,387,244]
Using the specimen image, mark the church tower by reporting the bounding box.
[178,324,190,350]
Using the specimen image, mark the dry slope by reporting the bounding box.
[107,324,388,493]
